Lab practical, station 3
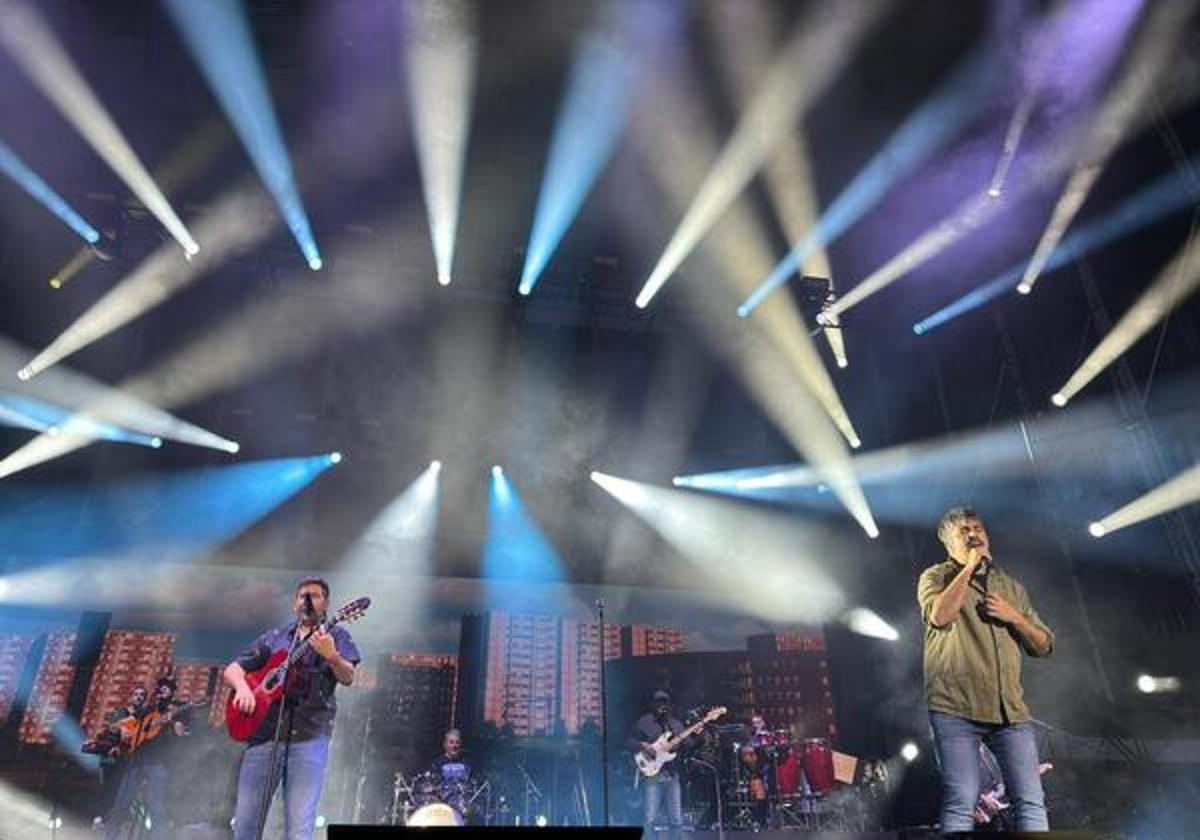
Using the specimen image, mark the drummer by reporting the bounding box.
[748,712,772,747]
[428,729,472,787]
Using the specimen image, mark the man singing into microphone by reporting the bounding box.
[918,507,1054,832]
[224,578,359,840]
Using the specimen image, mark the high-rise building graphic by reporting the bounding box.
[560,619,621,735]
[0,634,35,725]
[622,624,685,658]
[79,630,175,738]
[745,632,836,739]
[457,612,684,737]
[19,632,77,744]
[173,661,220,703]
[375,654,457,733]
[371,653,458,764]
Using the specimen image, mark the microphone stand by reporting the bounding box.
[688,757,724,840]
[252,614,313,840]
[595,598,610,827]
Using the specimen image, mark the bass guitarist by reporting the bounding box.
[627,689,699,840]
[224,577,360,840]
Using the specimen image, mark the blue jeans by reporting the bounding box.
[643,772,683,839]
[105,761,169,839]
[929,710,1048,832]
[233,735,330,840]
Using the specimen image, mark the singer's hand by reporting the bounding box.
[983,593,1021,624]
[965,541,990,571]
[233,685,256,714]
[310,626,338,661]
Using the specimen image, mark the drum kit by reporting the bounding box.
[390,770,490,827]
[699,723,885,831]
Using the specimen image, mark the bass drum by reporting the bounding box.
[410,772,443,807]
[407,802,464,827]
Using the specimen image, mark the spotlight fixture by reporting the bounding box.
[1136,674,1181,694]
[1016,282,1032,295]
[151,437,164,449]
[987,186,1002,198]
[308,256,323,271]
[17,367,33,381]
[90,233,117,262]
[438,273,451,287]
[1050,392,1068,408]
[492,465,503,477]
[1088,521,1106,538]
[328,451,343,465]
[431,459,442,471]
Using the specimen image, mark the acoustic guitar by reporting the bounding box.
[226,597,370,742]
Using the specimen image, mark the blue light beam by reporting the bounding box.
[519,35,636,295]
[739,47,1000,316]
[0,455,338,573]
[164,0,321,269]
[0,391,161,448]
[914,154,1200,334]
[0,139,99,244]
[483,469,565,583]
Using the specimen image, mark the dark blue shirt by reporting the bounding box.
[235,620,361,744]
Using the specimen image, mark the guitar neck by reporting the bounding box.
[663,720,704,752]
[285,616,338,668]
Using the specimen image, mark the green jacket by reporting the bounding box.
[917,559,1054,724]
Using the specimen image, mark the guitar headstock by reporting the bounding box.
[704,706,728,723]
[333,597,371,625]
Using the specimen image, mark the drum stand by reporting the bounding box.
[389,772,414,826]
[516,763,543,826]
[466,779,491,825]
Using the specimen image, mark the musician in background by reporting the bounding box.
[627,689,695,840]
[104,676,190,840]
[90,685,147,830]
[428,728,472,786]
[748,712,770,745]
[224,577,360,840]
[736,743,770,827]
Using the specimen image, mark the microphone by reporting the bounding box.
[303,592,315,616]
[967,537,991,572]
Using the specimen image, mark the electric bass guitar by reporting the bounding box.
[225,597,370,742]
[634,706,727,778]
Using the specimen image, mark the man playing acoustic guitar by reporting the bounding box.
[103,676,191,839]
[224,577,360,840]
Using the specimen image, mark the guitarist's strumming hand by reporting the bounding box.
[232,684,256,714]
